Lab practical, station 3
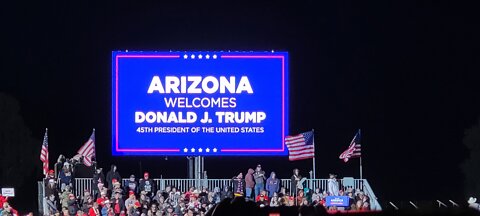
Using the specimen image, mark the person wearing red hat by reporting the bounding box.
[125,191,139,214]
[139,172,155,197]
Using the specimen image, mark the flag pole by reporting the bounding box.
[359,129,363,179]
[359,156,363,180]
[312,129,316,179]
[93,128,97,170]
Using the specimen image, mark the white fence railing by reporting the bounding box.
[68,178,366,196]
[38,178,381,214]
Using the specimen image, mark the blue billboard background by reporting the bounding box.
[112,51,288,156]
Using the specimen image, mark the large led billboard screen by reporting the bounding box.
[112,51,288,156]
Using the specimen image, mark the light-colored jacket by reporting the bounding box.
[327,179,339,196]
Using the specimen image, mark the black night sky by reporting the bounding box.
[1,0,480,210]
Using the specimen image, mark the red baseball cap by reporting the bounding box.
[129,191,135,196]
[48,170,55,174]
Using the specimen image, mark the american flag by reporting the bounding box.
[40,128,49,175]
[285,131,315,161]
[77,129,96,167]
[339,129,361,162]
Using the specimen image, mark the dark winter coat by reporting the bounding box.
[105,165,121,189]
[139,178,156,195]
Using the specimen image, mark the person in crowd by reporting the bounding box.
[174,200,186,215]
[82,196,94,214]
[96,191,108,208]
[361,202,370,211]
[45,169,56,183]
[59,162,74,191]
[164,205,175,216]
[95,183,105,200]
[327,174,339,196]
[184,187,195,202]
[255,190,269,203]
[152,191,163,205]
[269,193,280,207]
[205,192,215,205]
[112,180,124,197]
[212,187,221,204]
[147,203,159,216]
[93,168,105,198]
[311,188,322,204]
[45,178,59,200]
[220,186,233,200]
[61,186,73,209]
[101,200,114,216]
[278,187,286,197]
[244,168,255,200]
[300,198,309,206]
[161,185,172,200]
[125,191,141,215]
[111,192,125,215]
[253,165,265,197]
[468,197,480,210]
[82,190,92,203]
[232,173,245,196]
[106,165,121,190]
[88,202,100,216]
[265,172,280,198]
[1,202,18,216]
[46,194,59,215]
[139,191,151,209]
[139,172,155,197]
[354,200,364,210]
[0,193,8,212]
[124,175,138,195]
[296,190,305,206]
[187,193,200,209]
[67,193,79,216]
[291,169,302,197]
[198,187,208,200]
[55,155,66,178]
[256,194,268,207]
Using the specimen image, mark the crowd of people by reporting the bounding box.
[35,157,373,216]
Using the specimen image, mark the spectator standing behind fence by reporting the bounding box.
[59,161,74,191]
[266,172,280,198]
[106,165,121,190]
[253,164,266,197]
[232,173,245,196]
[327,174,339,196]
[139,172,156,197]
[125,175,139,195]
[93,168,105,198]
[244,168,255,200]
[290,169,302,196]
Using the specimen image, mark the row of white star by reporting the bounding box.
[183,54,218,59]
[183,147,217,153]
